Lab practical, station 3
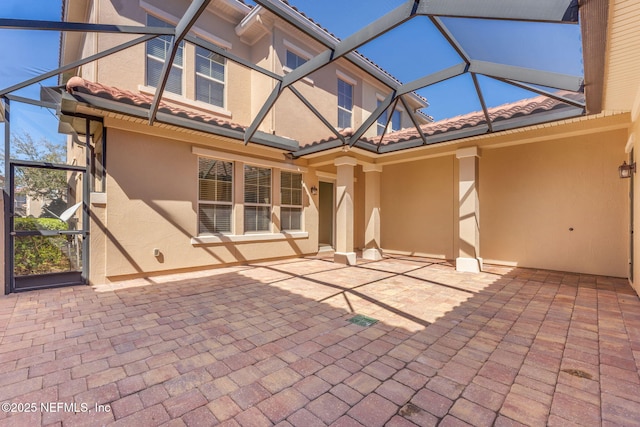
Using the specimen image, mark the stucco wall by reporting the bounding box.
[99,127,318,281]
[480,130,629,277]
[380,156,456,259]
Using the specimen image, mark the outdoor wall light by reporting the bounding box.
[618,161,636,178]
[310,185,318,195]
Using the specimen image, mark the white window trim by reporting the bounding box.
[375,92,405,112]
[191,231,308,245]
[195,71,225,103]
[337,78,354,129]
[192,146,308,173]
[376,94,403,134]
[282,65,314,86]
[280,171,304,232]
[191,147,310,240]
[336,69,358,86]
[140,0,232,49]
[138,85,232,118]
[145,15,185,95]
[282,39,314,85]
[283,39,314,61]
[195,47,227,109]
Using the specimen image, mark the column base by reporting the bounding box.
[334,252,357,265]
[362,248,383,261]
[456,257,483,273]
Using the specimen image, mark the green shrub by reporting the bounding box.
[13,217,73,276]
[14,217,68,231]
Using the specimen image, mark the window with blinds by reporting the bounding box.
[244,165,271,233]
[198,158,233,234]
[146,15,184,95]
[196,46,225,107]
[281,171,302,231]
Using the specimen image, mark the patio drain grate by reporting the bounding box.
[348,314,378,327]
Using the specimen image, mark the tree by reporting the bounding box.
[7,132,70,217]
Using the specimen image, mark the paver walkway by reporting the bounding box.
[0,256,639,426]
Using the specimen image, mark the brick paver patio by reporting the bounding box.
[1,256,639,426]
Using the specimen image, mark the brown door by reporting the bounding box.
[318,181,334,247]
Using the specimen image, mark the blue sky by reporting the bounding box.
[278,0,584,120]
[0,0,65,155]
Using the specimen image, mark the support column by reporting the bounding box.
[456,146,483,273]
[234,162,245,234]
[363,163,383,260]
[334,156,357,265]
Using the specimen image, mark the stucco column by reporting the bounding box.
[334,156,357,265]
[456,146,483,273]
[363,163,383,260]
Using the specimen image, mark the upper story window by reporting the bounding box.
[198,158,233,234]
[146,15,184,95]
[244,165,271,233]
[195,46,225,108]
[376,100,402,136]
[280,171,303,231]
[286,50,307,70]
[337,79,353,129]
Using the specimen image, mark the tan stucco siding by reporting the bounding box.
[101,128,318,281]
[380,156,456,259]
[89,0,254,127]
[480,130,628,277]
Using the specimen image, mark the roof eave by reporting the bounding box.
[61,91,300,151]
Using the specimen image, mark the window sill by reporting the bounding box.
[90,192,107,206]
[191,231,308,245]
[138,85,233,119]
[282,67,314,86]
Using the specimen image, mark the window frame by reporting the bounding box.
[285,50,308,70]
[145,14,184,95]
[376,98,403,136]
[195,45,226,108]
[197,157,234,235]
[244,164,272,234]
[337,78,354,129]
[280,171,303,231]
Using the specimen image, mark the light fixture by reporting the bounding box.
[619,161,636,178]
[310,185,318,195]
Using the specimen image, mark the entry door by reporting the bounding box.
[318,181,334,247]
[9,162,88,292]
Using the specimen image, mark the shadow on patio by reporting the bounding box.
[0,256,639,426]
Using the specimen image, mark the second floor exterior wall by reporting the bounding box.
[62,0,428,148]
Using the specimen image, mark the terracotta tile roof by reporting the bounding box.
[65,77,584,155]
[375,91,584,146]
[65,77,246,133]
[306,91,584,149]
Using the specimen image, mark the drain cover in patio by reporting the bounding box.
[348,314,379,327]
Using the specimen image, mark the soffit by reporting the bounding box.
[206,0,251,24]
[602,0,640,112]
